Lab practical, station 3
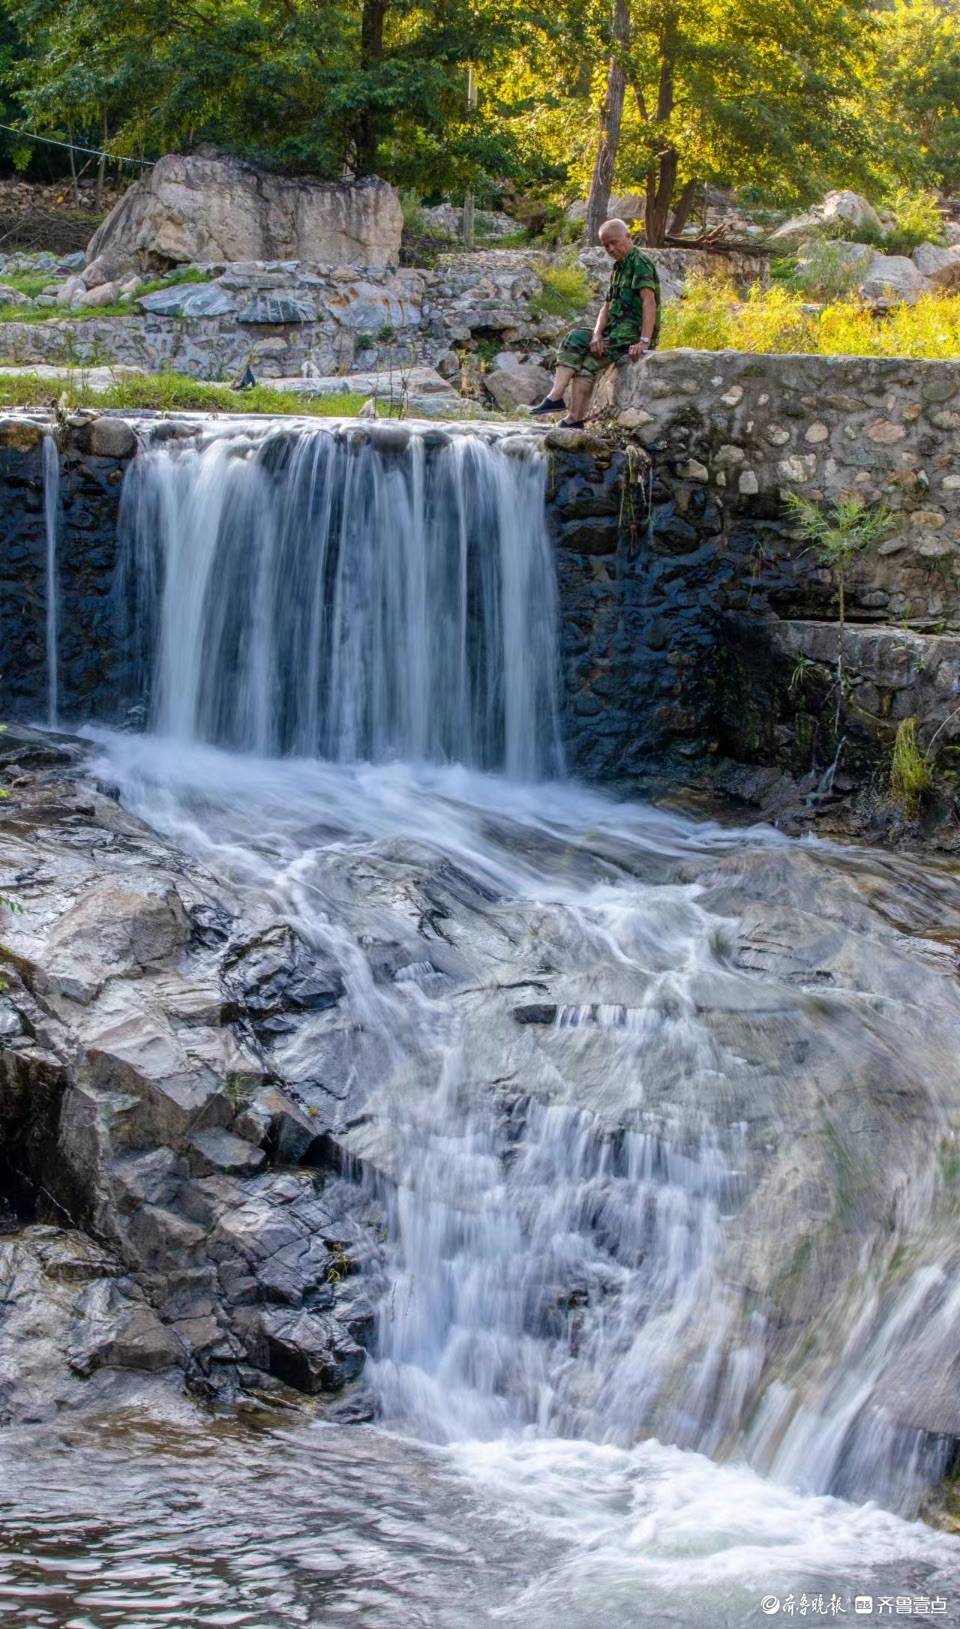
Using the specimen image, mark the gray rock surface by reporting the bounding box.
[860,252,924,303]
[86,152,403,273]
[139,282,238,318]
[769,189,884,247]
[484,360,553,410]
[0,734,380,1418]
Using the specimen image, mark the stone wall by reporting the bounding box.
[0,246,769,383]
[2,368,959,841]
[590,350,960,830]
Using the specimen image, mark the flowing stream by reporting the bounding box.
[4,419,960,1626]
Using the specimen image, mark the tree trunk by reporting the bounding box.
[644,147,678,245]
[584,0,630,245]
[631,7,679,245]
[667,177,697,238]
[68,137,80,209]
[95,110,107,211]
[355,0,389,175]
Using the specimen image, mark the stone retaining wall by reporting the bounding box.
[587,351,960,830]
[0,246,769,382]
[2,364,959,840]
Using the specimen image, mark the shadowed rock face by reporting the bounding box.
[86,153,403,272]
[0,731,381,1417]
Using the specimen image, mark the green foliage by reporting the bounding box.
[789,242,871,302]
[3,0,958,242]
[4,0,533,198]
[1,271,53,297]
[866,0,960,193]
[890,717,933,816]
[883,186,947,253]
[0,266,212,324]
[786,492,895,578]
[785,491,895,644]
[661,273,960,360]
[528,258,590,320]
[0,367,369,415]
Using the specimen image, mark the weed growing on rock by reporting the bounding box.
[890,717,933,816]
[786,493,896,726]
[529,260,591,321]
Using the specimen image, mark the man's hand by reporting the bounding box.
[627,340,650,361]
[589,332,607,357]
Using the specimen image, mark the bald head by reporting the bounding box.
[599,217,633,262]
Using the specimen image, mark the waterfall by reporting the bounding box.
[42,434,59,728]
[79,412,960,1564]
[115,424,562,778]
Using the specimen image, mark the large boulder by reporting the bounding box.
[911,240,960,290]
[86,152,403,274]
[567,192,646,226]
[859,251,924,304]
[768,189,883,248]
[484,359,553,410]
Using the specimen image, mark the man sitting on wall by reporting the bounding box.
[532,218,660,428]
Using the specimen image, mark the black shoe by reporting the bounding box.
[558,417,585,428]
[530,396,566,415]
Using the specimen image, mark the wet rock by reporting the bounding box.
[76,416,138,458]
[188,1127,267,1177]
[42,875,190,1001]
[223,925,343,1031]
[0,1226,175,1421]
[513,1003,558,1025]
[235,1084,319,1164]
[253,1306,365,1393]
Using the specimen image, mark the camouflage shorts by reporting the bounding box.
[557,326,630,378]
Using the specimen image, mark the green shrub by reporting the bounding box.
[791,241,871,301]
[400,190,428,235]
[884,187,946,253]
[660,272,960,360]
[528,259,591,320]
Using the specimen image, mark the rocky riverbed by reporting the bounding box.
[4,720,960,1523]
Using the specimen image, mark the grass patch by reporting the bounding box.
[0,265,213,324]
[529,259,591,320]
[0,271,54,299]
[0,368,370,417]
[661,272,960,358]
[890,717,933,817]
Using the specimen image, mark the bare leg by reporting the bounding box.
[567,375,593,422]
[547,363,576,399]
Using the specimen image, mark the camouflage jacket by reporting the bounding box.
[606,248,661,351]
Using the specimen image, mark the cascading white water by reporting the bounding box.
[42,433,59,728]
[59,416,960,1621]
[115,423,562,777]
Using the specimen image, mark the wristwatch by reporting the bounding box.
[637,337,651,349]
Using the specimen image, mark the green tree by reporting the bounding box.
[3,0,538,195]
[582,0,877,245]
[866,0,960,193]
